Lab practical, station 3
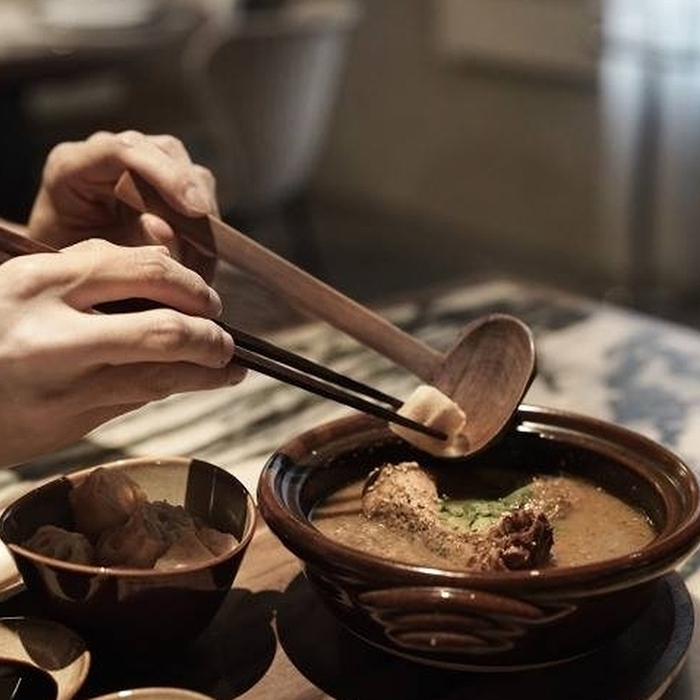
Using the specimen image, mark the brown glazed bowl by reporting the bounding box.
[0,456,256,651]
[257,405,700,671]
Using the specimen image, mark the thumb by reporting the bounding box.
[139,213,183,260]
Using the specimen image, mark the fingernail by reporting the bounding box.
[227,362,248,384]
[141,214,168,244]
[184,183,209,214]
[209,287,224,316]
[221,332,236,367]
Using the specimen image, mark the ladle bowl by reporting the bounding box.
[428,313,535,455]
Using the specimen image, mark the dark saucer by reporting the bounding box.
[273,571,693,700]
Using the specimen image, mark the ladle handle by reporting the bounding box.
[115,172,443,381]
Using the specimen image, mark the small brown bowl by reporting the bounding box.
[257,405,700,671]
[0,456,256,651]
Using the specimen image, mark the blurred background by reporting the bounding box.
[2,0,700,326]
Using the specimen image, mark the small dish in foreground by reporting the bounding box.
[89,688,214,700]
[0,615,90,700]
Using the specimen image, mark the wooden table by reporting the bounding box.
[30,521,678,700]
[2,276,700,699]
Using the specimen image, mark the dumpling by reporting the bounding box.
[42,467,237,570]
[196,526,237,557]
[23,524,94,565]
[145,501,236,567]
[147,501,197,535]
[96,503,169,568]
[155,529,215,570]
[69,467,147,540]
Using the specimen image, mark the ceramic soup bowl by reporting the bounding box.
[257,405,700,670]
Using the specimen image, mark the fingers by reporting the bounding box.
[0,239,234,370]
[41,130,218,218]
[70,359,247,410]
[72,307,236,369]
[103,130,218,216]
[30,130,219,280]
[52,239,222,318]
[7,357,248,462]
[137,213,183,260]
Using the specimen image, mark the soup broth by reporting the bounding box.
[312,467,656,569]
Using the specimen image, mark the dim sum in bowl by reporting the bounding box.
[0,456,256,650]
[257,405,700,670]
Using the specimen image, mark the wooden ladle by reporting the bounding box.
[116,173,536,457]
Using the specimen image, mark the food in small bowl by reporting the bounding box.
[257,405,700,670]
[0,456,256,650]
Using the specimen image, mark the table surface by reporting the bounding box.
[2,275,700,699]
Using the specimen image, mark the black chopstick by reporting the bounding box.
[226,324,402,408]
[0,227,446,441]
[100,299,445,439]
[230,345,445,439]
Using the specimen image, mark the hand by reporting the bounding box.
[0,239,244,467]
[27,130,218,279]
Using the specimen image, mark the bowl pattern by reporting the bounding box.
[258,406,700,670]
[310,576,577,655]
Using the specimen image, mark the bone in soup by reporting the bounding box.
[312,462,656,571]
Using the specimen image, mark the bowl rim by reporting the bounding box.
[257,404,700,593]
[2,455,258,577]
[89,688,215,700]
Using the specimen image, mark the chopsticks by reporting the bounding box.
[99,299,445,439]
[0,225,446,441]
[220,328,446,440]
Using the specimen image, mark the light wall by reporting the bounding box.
[310,0,611,290]
[314,0,700,298]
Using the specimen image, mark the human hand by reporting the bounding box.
[0,239,244,467]
[27,130,218,279]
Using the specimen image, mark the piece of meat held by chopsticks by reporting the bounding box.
[390,384,470,457]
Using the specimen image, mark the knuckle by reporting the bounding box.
[194,164,216,186]
[146,310,191,355]
[72,237,117,254]
[41,142,79,187]
[145,313,232,368]
[1,257,50,298]
[116,129,145,148]
[132,246,173,283]
[158,134,185,153]
[43,141,69,168]
[85,130,114,145]
[208,325,232,367]
[0,317,53,366]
